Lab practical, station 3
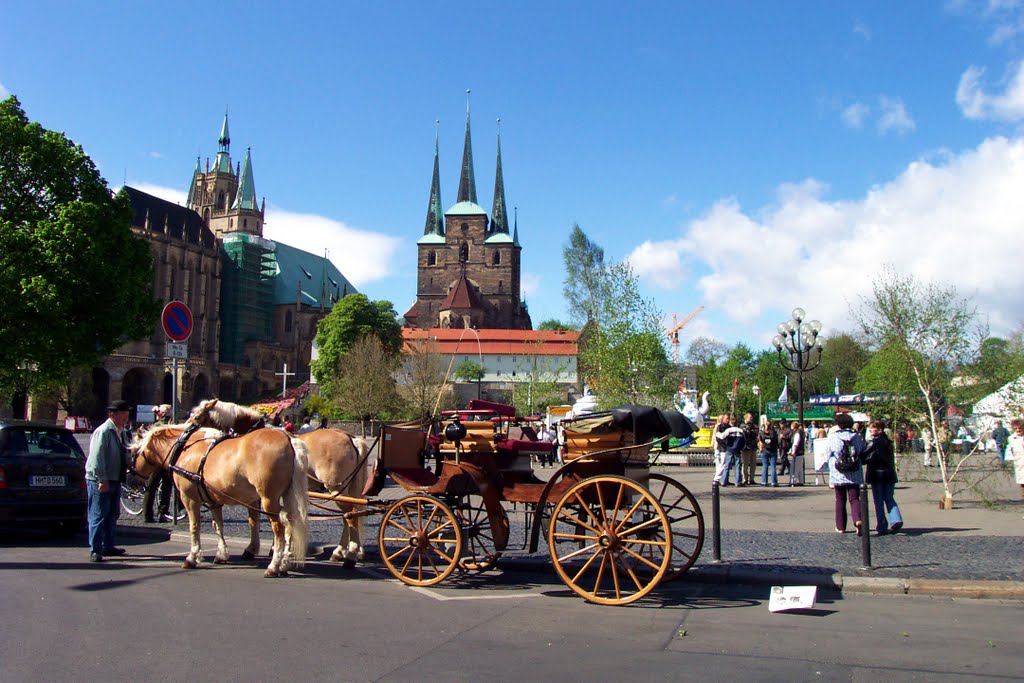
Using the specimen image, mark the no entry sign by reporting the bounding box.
[161,301,194,342]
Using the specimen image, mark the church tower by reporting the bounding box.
[187,112,266,239]
[404,98,531,330]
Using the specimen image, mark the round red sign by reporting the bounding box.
[161,301,194,342]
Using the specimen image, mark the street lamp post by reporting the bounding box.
[772,308,823,432]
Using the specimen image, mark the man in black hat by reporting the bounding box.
[85,399,132,562]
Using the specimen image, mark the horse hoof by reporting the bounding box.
[241,550,255,560]
[214,556,228,565]
[182,559,197,569]
[279,569,289,577]
[342,558,356,569]
[330,550,344,563]
[264,569,279,578]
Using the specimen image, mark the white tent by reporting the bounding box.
[972,376,1024,418]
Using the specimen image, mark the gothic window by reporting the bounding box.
[243,218,248,230]
[285,310,293,333]
[459,243,469,263]
[492,251,501,265]
[216,191,225,210]
[203,208,210,224]
[427,250,436,266]
[498,281,504,292]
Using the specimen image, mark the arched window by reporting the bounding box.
[284,309,293,333]
[492,251,501,265]
[216,191,225,210]
[427,250,436,266]
[459,243,469,263]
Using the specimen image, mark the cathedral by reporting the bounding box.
[66,115,355,423]
[403,104,532,331]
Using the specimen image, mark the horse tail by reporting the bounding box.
[283,438,310,567]
[351,436,372,493]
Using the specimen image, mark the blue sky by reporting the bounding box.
[3,1,1024,352]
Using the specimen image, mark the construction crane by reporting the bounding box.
[666,305,705,364]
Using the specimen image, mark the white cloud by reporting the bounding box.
[263,208,401,287]
[626,240,684,289]
[521,271,542,300]
[629,136,1024,338]
[956,60,1024,121]
[878,96,916,134]
[0,81,9,99]
[122,182,401,287]
[841,102,869,129]
[852,19,872,41]
[149,151,164,159]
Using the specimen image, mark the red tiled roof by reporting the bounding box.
[403,328,579,357]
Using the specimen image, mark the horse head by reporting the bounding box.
[130,423,178,477]
[188,398,264,433]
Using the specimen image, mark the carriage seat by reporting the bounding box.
[437,420,497,457]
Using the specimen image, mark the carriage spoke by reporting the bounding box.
[553,507,600,537]
[618,514,668,538]
[558,542,600,563]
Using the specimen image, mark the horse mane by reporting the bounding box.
[191,398,263,431]
[133,423,223,454]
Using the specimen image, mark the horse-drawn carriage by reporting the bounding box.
[364,400,706,605]
[134,399,705,605]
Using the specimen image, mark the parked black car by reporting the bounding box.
[0,420,88,535]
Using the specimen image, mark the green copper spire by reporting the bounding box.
[490,119,509,235]
[214,111,232,173]
[186,156,200,209]
[232,147,257,210]
[423,121,444,236]
[456,90,477,204]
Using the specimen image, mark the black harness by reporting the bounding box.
[165,423,231,507]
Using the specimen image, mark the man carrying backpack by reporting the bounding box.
[827,412,867,535]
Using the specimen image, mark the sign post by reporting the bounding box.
[162,302,194,421]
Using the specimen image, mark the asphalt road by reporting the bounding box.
[1,527,1021,682]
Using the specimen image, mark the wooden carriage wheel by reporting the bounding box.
[642,474,705,581]
[547,475,671,605]
[453,494,508,571]
[378,495,462,587]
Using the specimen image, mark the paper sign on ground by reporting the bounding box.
[769,585,817,612]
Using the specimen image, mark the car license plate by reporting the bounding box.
[29,475,67,487]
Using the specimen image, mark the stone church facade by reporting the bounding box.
[403,107,531,331]
[52,115,354,424]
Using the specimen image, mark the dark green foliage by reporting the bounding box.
[0,96,157,399]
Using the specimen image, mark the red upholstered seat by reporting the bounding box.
[496,439,555,456]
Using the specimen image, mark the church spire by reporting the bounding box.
[214,110,232,173]
[232,147,257,210]
[186,156,201,209]
[456,89,477,204]
[490,119,509,235]
[423,120,444,236]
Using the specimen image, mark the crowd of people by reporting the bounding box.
[709,411,909,536]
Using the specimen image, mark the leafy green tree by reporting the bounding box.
[562,224,607,326]
[311,293,402,398]
[0,96,157,399]
[853,266,976,500]
[331,335,401,433]
[817,332,871,395]
[537,319,575,331]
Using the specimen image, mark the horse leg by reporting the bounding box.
[263,501,285,578]
[242,508,260,560]
[183,498,204,569]
[211,507,229,564]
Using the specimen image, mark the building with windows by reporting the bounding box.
[65,115,355,422]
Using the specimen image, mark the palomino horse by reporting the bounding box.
[131,424,309,577]
[189,398,372,566]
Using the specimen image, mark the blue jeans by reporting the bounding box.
[760,451,778,485]
[870,482,903,533]
[722,451,742,484]
[87,480,121,554]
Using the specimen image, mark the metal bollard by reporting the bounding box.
[711,481,722,563]
[859,483,872,569]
